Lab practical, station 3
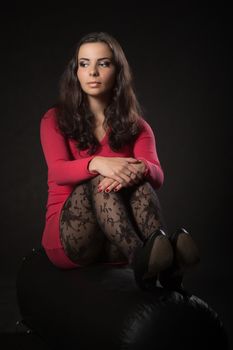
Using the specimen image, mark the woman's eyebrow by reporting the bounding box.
[78,57,112,61]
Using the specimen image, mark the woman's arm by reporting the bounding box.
[40,110,96,186]
[88,156,139,184]
[97,119,164,192]
[132,119,164,189]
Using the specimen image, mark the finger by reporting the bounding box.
[127,164,138,175]
[98,179,110,188]
[112,168,137,184]
[105,181,119,192]
[129,177,139,186]
[125,172,136,184]
[124,157,138,163]
[112,169,131,184]
[108,173,126,184]
[98,179,114,191]
[113,183,123,192]
[124,168,140,184]
[119,173,132,184]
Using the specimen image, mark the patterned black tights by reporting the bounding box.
[59,175,165,265]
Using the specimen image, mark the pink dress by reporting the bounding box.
[40,107,164,268]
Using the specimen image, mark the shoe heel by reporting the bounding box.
[132,228,173,289]
[159,227,200,290]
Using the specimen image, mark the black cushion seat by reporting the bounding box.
[16,247,228,350]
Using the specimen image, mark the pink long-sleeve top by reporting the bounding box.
[40,107,164,249]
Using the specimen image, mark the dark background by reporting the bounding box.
[1,1,232,349]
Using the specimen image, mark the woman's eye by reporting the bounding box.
[79,62,88,67]
[79,61,111,68]
[99,61,111,67]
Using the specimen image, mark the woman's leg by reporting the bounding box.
[59,182,106,265]
[100,181,166,263]
[119,181,172,279]
[88,175,143,264]
[126,181,199,289]
[60,176,171,278]
[124,181,167,241]
[59,177,143,265]
[87,175,173,281]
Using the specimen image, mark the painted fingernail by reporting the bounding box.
[105,188,110,192]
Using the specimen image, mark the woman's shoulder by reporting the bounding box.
[138,116,155,135]
[40,106,61,135]
[41,106,58,121]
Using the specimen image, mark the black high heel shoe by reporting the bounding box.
[132,228,174,290]
[159,227,200,291]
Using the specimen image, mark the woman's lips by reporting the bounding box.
[87,82,101,85]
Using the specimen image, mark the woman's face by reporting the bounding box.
[77,42,116,99]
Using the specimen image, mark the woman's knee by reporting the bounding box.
[137,181,154,192]
[127,181,156,199]
[89,174,105,186]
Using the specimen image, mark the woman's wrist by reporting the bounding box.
[88,156,101,174]
[136,159,149,177]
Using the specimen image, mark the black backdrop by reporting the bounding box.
[1,1,232,346]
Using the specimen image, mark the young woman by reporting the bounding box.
[40,31,199,290]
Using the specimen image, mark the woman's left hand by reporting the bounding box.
[98,162,146,192]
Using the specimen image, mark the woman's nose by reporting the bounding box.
[89,65,99,76]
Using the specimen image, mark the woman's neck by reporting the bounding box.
[87,95,109,126]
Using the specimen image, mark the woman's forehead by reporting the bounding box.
[78,42,113,60]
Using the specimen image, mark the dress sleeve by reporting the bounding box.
[133,119,164,189]
[40,109,96,186]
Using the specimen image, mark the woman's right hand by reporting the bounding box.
[88,156,139,185]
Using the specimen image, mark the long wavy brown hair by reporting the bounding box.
[55,31,143,155]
